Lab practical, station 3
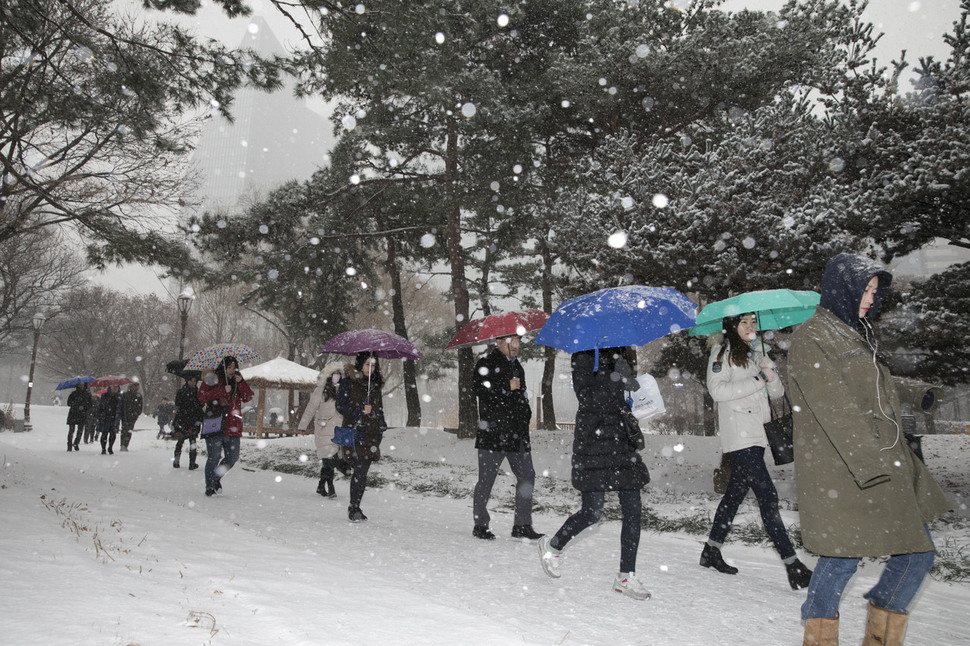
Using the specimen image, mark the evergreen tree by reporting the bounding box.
[0,0,285,268]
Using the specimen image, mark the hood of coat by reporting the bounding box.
[819,253,892,328]
[317,361,346,385]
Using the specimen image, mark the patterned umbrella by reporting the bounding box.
[55,376,95,391]
[445,310,549,349]
[319,329,423,360]
[184,343,262,371]
[90,375,133,388]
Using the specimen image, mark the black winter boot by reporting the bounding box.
[188,450,198,470]
[700,543,739,575]
[173,454,180,468]
[786,559,813,590]
[511,525,544,540]
[316,480,328,496]
[325,480,337,499]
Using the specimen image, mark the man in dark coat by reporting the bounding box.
[471,335,542,540]
[66,383,92,451]
[172,374,203,469]
[119,382,143,451]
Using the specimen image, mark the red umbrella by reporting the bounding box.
[90,375,133,388]
[446,310,550,349]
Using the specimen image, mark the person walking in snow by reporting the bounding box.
[197,356,254,496]
[153,397,175,439]
[172,374,203,469]
[119,382,143,451]
[335,352,387,522]
[790,253,951,646]
[84,391,100,444]
[471,335,543,541]
[297,362,346,499]
[97,385,125,455]
[699,312,812,590]
[537,347,651,600]
[66,382,92,451]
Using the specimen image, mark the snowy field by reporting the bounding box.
[2,404,968,645]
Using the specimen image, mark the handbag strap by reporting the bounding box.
[769,392,792,420]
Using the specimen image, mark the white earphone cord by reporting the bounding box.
[861,318,900,451]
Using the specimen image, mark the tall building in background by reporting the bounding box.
[190,16,334,216]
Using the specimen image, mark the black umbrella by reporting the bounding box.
[166,359,200,380]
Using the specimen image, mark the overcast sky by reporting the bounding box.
[98,0,965,297]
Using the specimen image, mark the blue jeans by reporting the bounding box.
[801,529,936,620]
[551,490,642,574]
[710,446,795,559]
[204,435,241,490]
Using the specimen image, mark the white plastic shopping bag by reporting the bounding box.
[629,373,665,421]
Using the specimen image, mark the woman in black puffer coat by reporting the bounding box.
[538,347,651,600]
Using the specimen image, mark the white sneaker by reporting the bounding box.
[613,572,651,600]
[538,536,563,579]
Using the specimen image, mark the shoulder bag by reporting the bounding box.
[201,405,226,436]
[619,406,645,451]
[764,394,794,466]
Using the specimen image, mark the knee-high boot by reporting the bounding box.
[862,602,908,646]
[188,448,198,470]
[803,616,838,646]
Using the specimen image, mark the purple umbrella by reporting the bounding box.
[319,329,424,360]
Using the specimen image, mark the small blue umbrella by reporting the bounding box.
[534,286,697,367]
[55,376,95,391]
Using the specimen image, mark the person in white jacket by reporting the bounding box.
[297,362,346,498]
[700,312,813,590]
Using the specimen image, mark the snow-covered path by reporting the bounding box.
[2,406,967,645]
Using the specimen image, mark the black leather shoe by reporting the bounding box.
[511,525,544,540]
[700,544,739,575]
[472,525,496,540]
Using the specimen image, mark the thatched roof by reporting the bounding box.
[240,357,319,391]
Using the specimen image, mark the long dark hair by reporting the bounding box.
[353,352,383,389]
[323,373,339,402]
[214,356,239,384]
[716,314,754,369]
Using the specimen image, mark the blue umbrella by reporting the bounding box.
[55,376,95,391]
[534,286,697,367]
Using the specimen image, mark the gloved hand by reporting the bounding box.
[758,356,776,382]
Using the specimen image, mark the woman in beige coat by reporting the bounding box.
[701,313,812,590]
[790,253,951,646]
[297,362,345,498]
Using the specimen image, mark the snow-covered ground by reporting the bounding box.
[2,405,968,645]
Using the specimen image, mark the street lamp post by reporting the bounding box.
[23,312,46,432]
[177,293,193,361]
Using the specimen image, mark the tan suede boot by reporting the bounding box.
[803,616,839,646]
[862,602,909,646]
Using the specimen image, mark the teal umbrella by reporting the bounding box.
[689,289,820,337]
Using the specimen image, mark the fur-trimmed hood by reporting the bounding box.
[316,361,346,385]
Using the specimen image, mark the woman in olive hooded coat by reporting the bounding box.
[789,253,951,646]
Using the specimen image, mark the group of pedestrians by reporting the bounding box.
[56,252,950,644]
[472,252,950,646]
[65,382,143,454]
